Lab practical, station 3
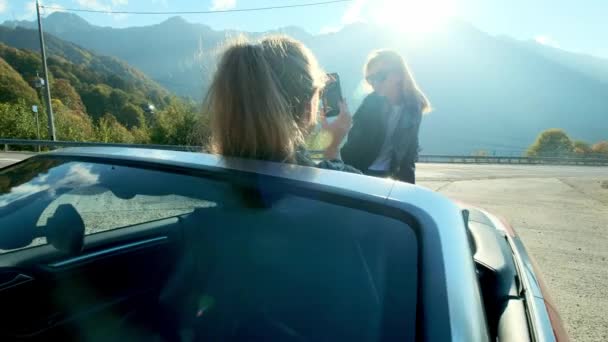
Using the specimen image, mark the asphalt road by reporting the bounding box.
[0,152,33,168]
[2,152,607,341]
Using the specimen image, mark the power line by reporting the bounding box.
[40,0,353,15]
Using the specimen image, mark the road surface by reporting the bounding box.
[0,152,33,168]
[2,152,607,341]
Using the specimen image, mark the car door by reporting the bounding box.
[0,156,224,341]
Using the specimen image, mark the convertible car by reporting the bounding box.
[0,147,567,341]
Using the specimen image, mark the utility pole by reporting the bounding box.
[36,0,56,141]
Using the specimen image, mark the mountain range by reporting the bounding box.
[3,12,608,154]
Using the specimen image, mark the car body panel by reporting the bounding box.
[387,184,489,341]
[28,147,486,341]
[478,208,568,342]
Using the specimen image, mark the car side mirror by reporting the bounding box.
[44,204,85,255]
[0,198,84,254]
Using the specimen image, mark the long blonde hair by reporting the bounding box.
[365,50,431,114]
[205,35,326,162]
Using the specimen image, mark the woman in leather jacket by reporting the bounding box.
[341,50,431,184]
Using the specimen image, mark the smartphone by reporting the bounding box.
[322,73,343,118]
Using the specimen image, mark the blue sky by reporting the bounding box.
[1,0,606,58]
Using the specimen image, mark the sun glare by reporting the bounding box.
[371,0,456,34]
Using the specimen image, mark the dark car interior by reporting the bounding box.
[153,203,417,341]
[0,158,419,341]
[465,208,532,342]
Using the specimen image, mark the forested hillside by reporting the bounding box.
[0,27,209,146]
[0,57,38,104]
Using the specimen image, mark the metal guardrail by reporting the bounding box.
[417,154,608,166]
[0,139,202,152]
[2,139,607,166]
[307,150,608,166]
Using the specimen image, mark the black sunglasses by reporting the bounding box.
[366,69,393,84]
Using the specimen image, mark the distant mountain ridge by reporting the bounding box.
[2,14,317,99]
[3,12,92,33]
[517,39,608,84]
[3,13,607,154]
[4,14,226,99]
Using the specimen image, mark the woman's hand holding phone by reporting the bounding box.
[321,101,352,139]
[321,100,352,160]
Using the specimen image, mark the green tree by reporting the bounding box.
[52,79,86,114]
[191,110,212,149]
[96,114,134,143]
[527,129,574,157]
[150,100,203,146]
[0,43,41,84]
[106,74,129,91]
[573,140,592,155]
[81,84,112,120]
[131,126,151,144]
[108,89,129,114]
[118,103,146,129]
[0,101,39,139]
[592,141,608,155]
[0,57,38,104]
[53,99,96,141]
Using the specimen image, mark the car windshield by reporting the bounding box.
[0,1,606,340]
[0,157,419,341]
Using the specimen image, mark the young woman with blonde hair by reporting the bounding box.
[205,35,356,172]
[341,50,431,184]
